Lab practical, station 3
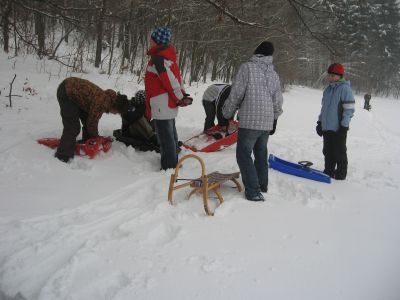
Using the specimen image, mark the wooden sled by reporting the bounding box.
[167,154,242,216]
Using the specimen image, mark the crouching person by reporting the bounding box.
[115,90,160,152]
[202,84,231,132]
[55,77,130,163]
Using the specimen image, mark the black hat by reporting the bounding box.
[254,41,274,56]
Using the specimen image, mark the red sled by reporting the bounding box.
[182,121,239,152]
[37,136,113,159]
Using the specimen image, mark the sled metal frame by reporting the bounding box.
[168,154,242,216]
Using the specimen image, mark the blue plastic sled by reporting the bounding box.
[268,154,331,184]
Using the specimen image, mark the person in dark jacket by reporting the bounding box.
[316,63,355,180]
[55,77,130,163]
[115,90,159,152]
[144,26,192,170]
[223,41,283,202]
[202,84,231,132]
[364,93,371,110]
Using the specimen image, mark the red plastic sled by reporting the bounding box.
[37,136,113,159]
[182,121,239,152]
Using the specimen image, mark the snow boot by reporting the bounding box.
[246,193,265,202]
[55,152,72,163]
[260,184,268,193]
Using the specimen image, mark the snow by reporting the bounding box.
[1,52,400,300]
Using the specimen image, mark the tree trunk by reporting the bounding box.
[121,0,134,69]
[2,0,12,53]
[95,0,107,68]
[108,23,115,75]
[34,2,46,58]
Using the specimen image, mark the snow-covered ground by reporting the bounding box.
[0,53,399,300]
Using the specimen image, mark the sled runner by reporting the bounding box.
[37,136,113,159]
[268,154,331,184]
[182,121,239,152]
[168,154,242,216]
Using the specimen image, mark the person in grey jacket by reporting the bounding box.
[223,41,283,201]
[316,63,355,180]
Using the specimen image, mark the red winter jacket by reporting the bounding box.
[144,44,185,119]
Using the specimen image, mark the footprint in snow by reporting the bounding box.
[142,222,182,246]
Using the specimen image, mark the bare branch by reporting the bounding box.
[8,74,16,108]
[286,0,338,55]
[203,0,274,30]
[12,0,81,27]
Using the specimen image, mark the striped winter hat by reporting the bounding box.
[151,26,172,45]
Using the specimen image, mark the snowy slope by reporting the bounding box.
[0,53,400,300]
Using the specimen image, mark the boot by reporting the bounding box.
[335,163,347,180]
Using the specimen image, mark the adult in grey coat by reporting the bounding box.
[223,41,283,201]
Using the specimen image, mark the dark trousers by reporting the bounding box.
[202,100,229,132]
[364,99,370,110]
[322,130,348,179]
[55,82,88,158]
[203,100,216,131]
[236,128,269,198]
[154,119,179,170]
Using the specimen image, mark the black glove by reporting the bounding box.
[270,119,277,135]
[316,121,323,137]
[339,125,349,133]
[177,95,193,106]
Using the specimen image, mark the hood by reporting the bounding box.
[329,78,351,88]
[147,44,177,62]
[248,54,274,72]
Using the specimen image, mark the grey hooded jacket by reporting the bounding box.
[222,55,283,131]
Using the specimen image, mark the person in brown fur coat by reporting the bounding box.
[55,77,130,163]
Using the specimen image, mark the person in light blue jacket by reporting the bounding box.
[316,63,355,180]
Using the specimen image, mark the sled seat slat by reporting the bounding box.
[168,154,242,216]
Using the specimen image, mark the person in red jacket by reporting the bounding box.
[145,26,192,170]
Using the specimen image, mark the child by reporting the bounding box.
[316,63,355,180]
[115,90,160,152]
[202,84,231,132]
[144,26,192,170]
[55,77,130,163]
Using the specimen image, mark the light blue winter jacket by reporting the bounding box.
[318,79,355,131]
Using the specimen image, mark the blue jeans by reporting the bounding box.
[236,128,269,198]
[154,119,179,170]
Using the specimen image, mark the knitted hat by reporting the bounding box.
[254,41,274,56]
[327,63,345,76]
[151,26,172,45]
[134,90,146,105]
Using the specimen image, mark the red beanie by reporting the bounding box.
[327,63,344,76]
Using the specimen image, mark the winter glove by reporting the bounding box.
[316,121,323,137]
[176,94,193,107]
[270,119,278,135]
[338,125,349,134]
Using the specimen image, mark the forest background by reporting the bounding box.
[1,0,399,97]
